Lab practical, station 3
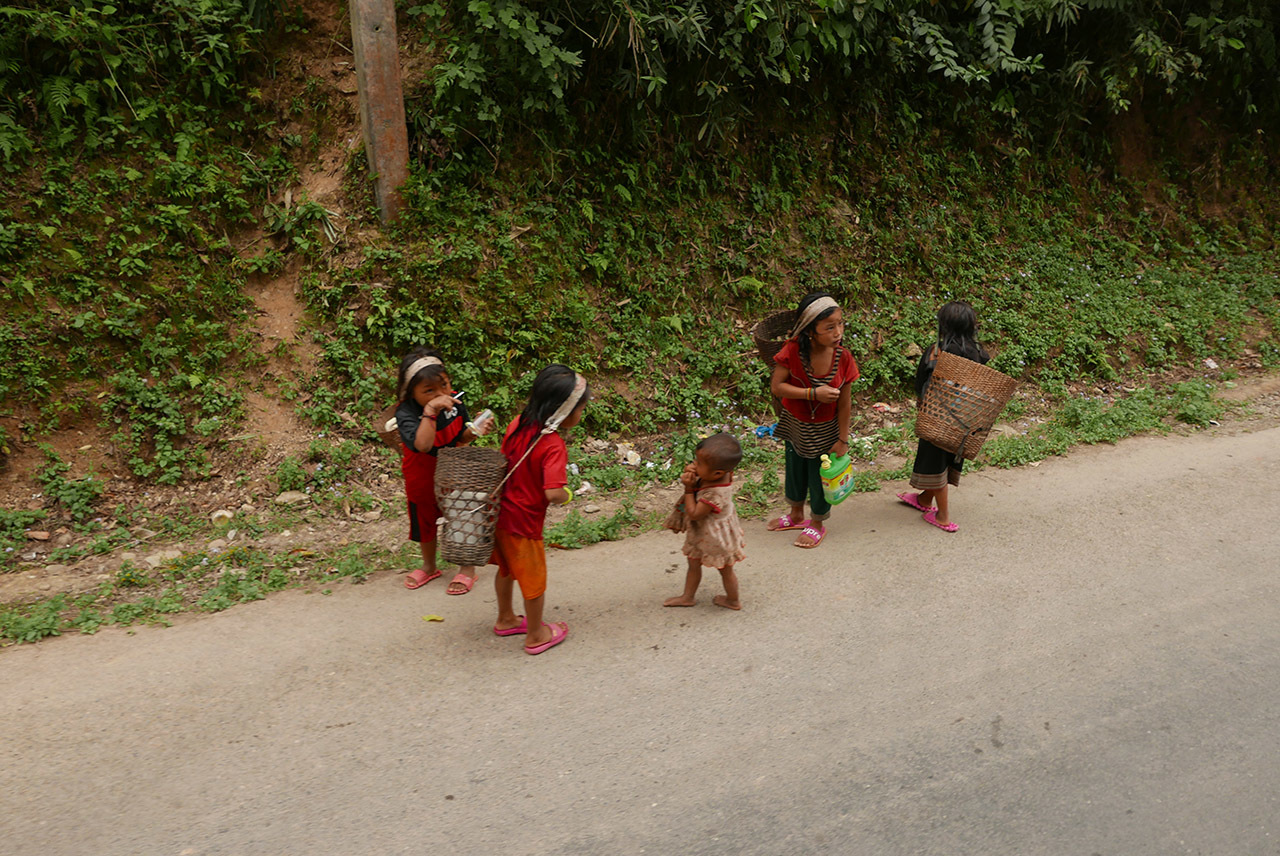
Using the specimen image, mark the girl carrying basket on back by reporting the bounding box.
[896,300,990,533]
[490,364,589,655]
[767,292,859,548]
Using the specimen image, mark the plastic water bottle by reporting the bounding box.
[467,408,494,434]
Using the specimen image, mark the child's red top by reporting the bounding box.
[495,417,569,541]
[397,399,469,503]
[773,340,859,423]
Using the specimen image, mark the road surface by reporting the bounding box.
[3,426,1279,855]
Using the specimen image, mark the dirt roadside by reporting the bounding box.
[2,373,1278,617]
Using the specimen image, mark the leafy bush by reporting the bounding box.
[407,1,1280,145]
[546,504,637,548]
[36,446,105,522]
[0,0,283,164]
[0,596,67,643]
[275,456,308,492]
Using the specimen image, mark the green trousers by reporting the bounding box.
[784,441,830,521]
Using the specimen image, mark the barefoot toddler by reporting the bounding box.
[663,433,747,611]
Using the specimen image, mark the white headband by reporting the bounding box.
[543,373,587,434]
[789,296,839,339]
[400,355,443,398]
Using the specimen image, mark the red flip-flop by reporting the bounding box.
[923,508,958,533]
[524,621,569,655]
[446,572,478,595]
[404,569,442,589]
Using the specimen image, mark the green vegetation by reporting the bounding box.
[0,3,1278,641]
[982,380,1228,468]
[305,141,1279,441]
[36,446,106,523]
[2,1,1276,483]
[0,0,295,482]
[408,1,1280,144]
[0,540,413,644]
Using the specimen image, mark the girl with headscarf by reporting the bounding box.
[766,293,859,548]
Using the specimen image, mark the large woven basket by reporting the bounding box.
[373,405,401,451]
[752,310,795,366]
[916,351,1018,462]
[434,447,507,565]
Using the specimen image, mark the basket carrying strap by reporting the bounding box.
[921,345,975,466]
[446,375,586,516]
[445,427,549,517]
[946,414,978,466]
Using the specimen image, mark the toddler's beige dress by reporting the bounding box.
[663,483,747,569]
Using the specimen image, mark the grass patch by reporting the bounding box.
[0,541,415,645]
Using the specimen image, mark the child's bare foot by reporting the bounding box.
[713,595,741,610]
[663,595,697,607]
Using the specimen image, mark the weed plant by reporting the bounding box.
[0,540,409,644]
[35,446,106,523]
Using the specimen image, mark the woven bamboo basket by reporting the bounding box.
[916,351,1018,462]
[752,310,796,366]
[434,447,507,565]
[373,405,401,451]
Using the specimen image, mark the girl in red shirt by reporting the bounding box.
[490,364,589,655]
[766,293,859,548]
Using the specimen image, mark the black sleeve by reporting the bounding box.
[396,399,423,450]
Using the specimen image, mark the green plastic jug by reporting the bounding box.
[819,452,855,506]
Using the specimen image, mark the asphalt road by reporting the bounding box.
[3,426,1279,856]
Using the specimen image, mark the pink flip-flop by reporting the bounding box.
[767,513,807,531]
[446,572,478,595]
[493,615,528,637]
[795,524,826,548]
[524,621,569,655]
[896,492,932,512]
[404,569,443,589]
[923,508,958,533]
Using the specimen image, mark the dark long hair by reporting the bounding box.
[516,364,590,436]
[396,347,446,402]
[795,292,838,362]
[936,301,987,361]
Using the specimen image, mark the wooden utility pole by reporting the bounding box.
[349,0,409,223]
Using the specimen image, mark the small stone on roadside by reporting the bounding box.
[274,491,310,506]
[583,504,602,514]
[144,548,183,569]
[211,509,235,525]
[26,531,51,541]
